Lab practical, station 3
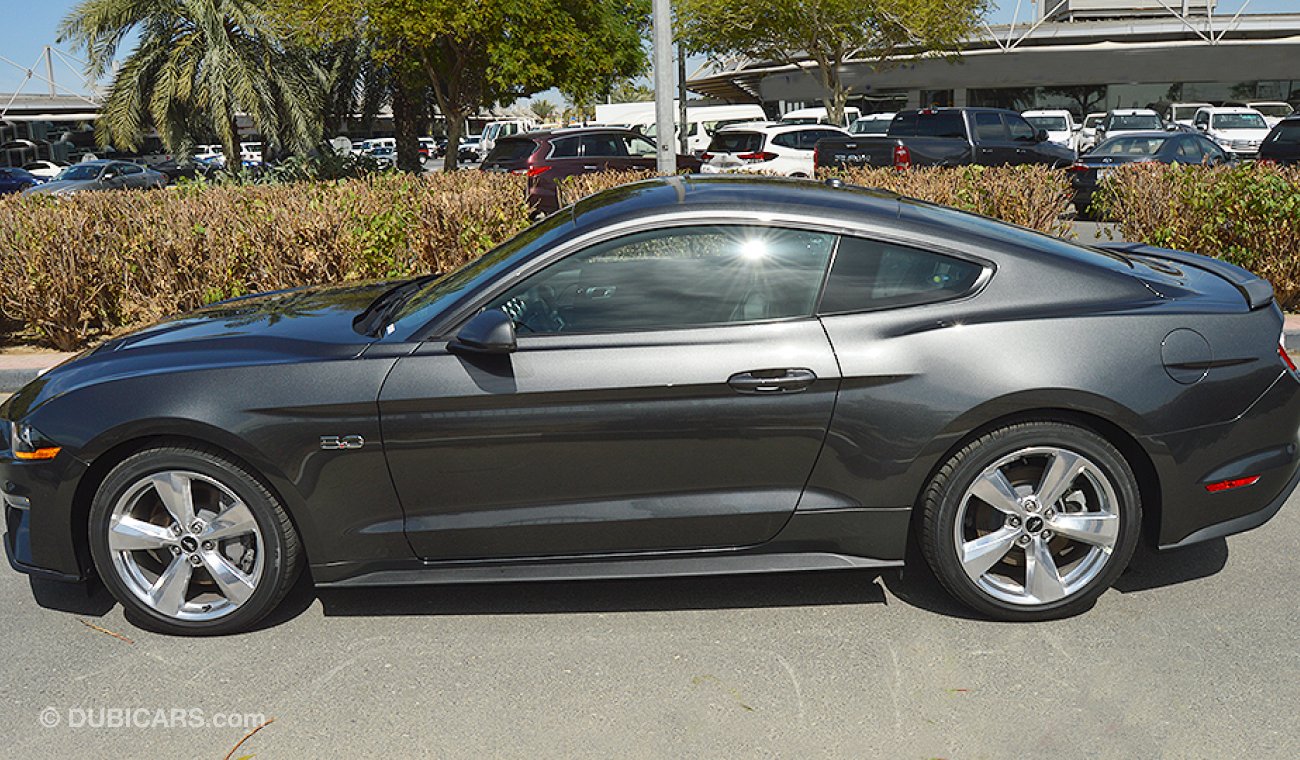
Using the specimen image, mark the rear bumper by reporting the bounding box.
[1159,459,1300,549]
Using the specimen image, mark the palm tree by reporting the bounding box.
[529,98,558,124]
[60,0,325,171]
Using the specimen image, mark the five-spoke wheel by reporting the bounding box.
[922,422,1140,620]
[89,447,301,635]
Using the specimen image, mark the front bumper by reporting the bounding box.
[1,451,91,583]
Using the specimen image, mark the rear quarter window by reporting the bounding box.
[819,236,985,313]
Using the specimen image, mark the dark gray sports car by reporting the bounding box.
[5,175,1298,634]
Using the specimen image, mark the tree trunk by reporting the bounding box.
[392,80,423,174]
[222,115,241,176]
[442,114,463,172]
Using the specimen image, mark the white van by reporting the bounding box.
[630,104,768,155]
[481,120,538,154]
[779,106,861,129]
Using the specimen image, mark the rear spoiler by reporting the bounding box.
[1098,242,1274,310]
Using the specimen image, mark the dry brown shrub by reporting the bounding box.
[0,173,530,349]
[556,169,661,208]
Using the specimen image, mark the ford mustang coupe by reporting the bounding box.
[4,175,1298,634]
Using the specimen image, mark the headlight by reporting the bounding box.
[8,421,61,461]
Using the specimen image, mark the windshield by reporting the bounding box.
[1092,136,1167,157]
[385,212,577,335]
[1107,115,1162,131]
[1252,104,1293,118]
[707,131,763,154]
[1212,113,1267,130]
[56,164,103,181]
[1084,115,1103,129]
[1026,116,1068,132]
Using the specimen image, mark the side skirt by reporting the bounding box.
[315,551,902,588]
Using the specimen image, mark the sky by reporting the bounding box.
[1,0,1295,96]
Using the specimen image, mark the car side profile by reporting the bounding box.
[21,159,166,196]
[702,123,849,176]
[5,175,1298,635]
[1069,131,1230,216]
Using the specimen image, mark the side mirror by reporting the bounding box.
[1165,123,1178,131]
[449,309,517,355]
[1035,128,1049,142]
[1196,123,1207,131]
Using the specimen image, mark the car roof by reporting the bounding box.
[1022,110,1071,116]
[1108,109,1159,115]
[512,126,642,141]
[1199,106,1263,114]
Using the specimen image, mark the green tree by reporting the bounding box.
[529,98,559,123]
[678,0,987,125]
[608,79,655,103]
[279,0,648,170]
[60,0,325,171]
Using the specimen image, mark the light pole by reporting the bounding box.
[651,0,676,174]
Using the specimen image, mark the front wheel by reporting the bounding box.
[920,421,1141,621]
[88,446,302,635]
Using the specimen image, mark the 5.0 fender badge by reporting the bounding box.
[320,435,365,450]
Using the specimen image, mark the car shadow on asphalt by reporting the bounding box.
[28,576,117,617]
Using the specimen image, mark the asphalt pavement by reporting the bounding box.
[3,488,1299,758]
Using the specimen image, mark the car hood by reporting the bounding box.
[23,178,98,194]
[3,281,393,418]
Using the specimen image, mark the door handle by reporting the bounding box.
[583,165,599,170]
[979,147,994,154]
[727,369,817,394]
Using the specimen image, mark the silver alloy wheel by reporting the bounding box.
[107,470,263,622]
[954,446,1120,606]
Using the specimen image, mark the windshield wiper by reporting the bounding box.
[353,274,440,337]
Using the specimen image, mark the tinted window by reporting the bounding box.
[486,226,835,334]
[708,131,764,154]
[1107,114,1163,131]
[890,111,966,139]
[579,134,628,157]
[973,113,1006,141]
[800,129,842,149]
[485,137,538,163]
[850,119,891,135]
[820,236,985,313]
[1026,116,1068,131]
[550,137,579,158]
[770,132,799,149]
[1211,113,1267,130]
[1175,137,1204,161]
[118,163,143,175]
[1004,115,1036,141]
[1269,122,1300,144]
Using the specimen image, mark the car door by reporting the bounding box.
[381,222,841,560]
[579,131,633,173]
[1002,113,1042,165]
[623,134,660,171]
[971,112,1014,165]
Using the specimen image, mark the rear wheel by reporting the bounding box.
[921,421,1140,620]
[88,446,301,635]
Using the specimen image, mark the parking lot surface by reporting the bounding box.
[4,490,1299,758]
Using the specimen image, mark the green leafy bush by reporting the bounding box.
[1093,162,1300,309]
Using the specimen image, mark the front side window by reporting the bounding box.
[973,113,1006,141]
[1004,115,1037,141]
[623,136,657,157]
[819,236,986,314]
[485,225,836,335]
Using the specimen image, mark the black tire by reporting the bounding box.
[920,421,1141,621]
[88,445,302,635]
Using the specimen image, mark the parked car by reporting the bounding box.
[779,106,861,128]
[1259,115,1300,166]
[1193,107,1272,158]
[629,104,768,155]
[1078,112,1106,152]
[21,159,166,196]
[479,127,701,215]
[1069,132,1230,216]
[458,134,484,163]
[21,161,65,180]
[0,166,41,195]
[1163,102,1213,127]
[6,174,1297,634]
[848,113,896,135]
[369,146,396,169]
[1096,109,1165,143]
[813,108,1074,171]
[1022,109,1080,153]
[1223,100,1294,128]
[418,137,438,163]
[703,122,849,177]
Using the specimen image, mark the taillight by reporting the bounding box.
[1280,334,1296,372]
[737,151,778,162]
[700,152,714,161]
[892,144,911,169]
[1069,162,1089,172]
[525,166,552,177]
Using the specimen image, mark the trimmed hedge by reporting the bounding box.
[2,164,1297,350]
[1092,162,1300,309]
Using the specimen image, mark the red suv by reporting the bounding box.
[480,127,701,215]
